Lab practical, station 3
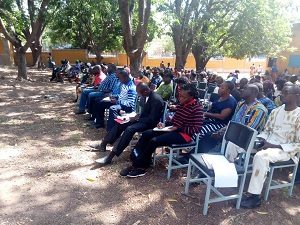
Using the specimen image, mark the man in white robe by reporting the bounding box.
[241,84,300,208]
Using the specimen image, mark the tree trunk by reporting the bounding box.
[95,51,103,64]
[172,27,192,70]
[31,44,42,67]
[128,50,145,77]
[174,49,189,70]
[17,47,27,80]
[192,44,210,71]
[118,0,151,77]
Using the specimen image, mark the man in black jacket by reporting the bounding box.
[91,82,164,165]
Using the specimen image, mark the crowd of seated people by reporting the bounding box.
[53,61,300,210]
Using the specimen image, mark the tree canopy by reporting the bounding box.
[159,0,292,70]
[0,0,59,78]
[0,0,295,78]
[47,0,123,62]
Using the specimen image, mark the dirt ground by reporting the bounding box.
[0,67,299,225]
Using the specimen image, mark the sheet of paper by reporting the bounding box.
[115,112,137,124]
[201,154,238,188]
[101,96,111,102]
[153,126,173,132]
[114,118,129,124]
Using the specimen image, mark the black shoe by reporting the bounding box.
[95,156,112,165]
[89,142,106,151]
[75,109,86,114]
[127,168,147,178]
[93,124,104,129]
[84,116,94,121]
[120,166,134,177]
[241,195,261,209]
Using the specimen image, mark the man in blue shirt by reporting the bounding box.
[92,70,137,131]
[76,64,119,114]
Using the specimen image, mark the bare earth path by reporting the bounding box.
[0,67,299,225]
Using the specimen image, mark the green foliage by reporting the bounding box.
[0,0,60,45]
[222,0,292,58]
[158,0,292,68]
[47,0,123,53]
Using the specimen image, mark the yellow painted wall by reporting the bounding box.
[276,23,300,74]
[20,49,87,66]
[0,37,14,66]
[52,49,88,65]
[11,47,268,72]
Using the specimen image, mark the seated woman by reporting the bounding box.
[164,76,190,124]
[191,81,237,156]
[120,84,204,177]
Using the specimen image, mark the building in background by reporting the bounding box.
[276,22,300,75]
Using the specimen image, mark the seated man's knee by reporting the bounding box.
[141,130,153,138]
[253,150,270,162]
[149,137,158,146]
[125,126,137,134]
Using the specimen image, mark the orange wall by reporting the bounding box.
[0,37,14,66]
[52,49,88,65]
[24,49,88,66]
[14,48,268,72]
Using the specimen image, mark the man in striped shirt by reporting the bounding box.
[120,84,204,178]
[92,70,137,131]
[76,64,119,114]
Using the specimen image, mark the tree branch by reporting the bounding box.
[0,18,20,47]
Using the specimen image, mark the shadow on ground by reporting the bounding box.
[0,67,299,225]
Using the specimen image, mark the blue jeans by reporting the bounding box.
[79,88,95,111]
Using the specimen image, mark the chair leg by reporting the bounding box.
[167,148,174,180]
[203,177,212,216]
[236,174,246,209]
[184,161,192,194]
[288,165,298,196]
[153,149,157,167]
[264,167,274,201]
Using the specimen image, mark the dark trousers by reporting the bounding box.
[197,135,221,153]
[296,164,300,182]
[87,94,104,114]
[92,100,113,126]
[131,130,187,168]
[103,122,152,156]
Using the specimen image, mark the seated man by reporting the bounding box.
[255,82,276,115]
[91,70,137,130]
[74,66,103,102]
[199,84,268,154]
[155,72,173,101]
[92,83,164,165]
[150,67,162,89]
[75,64,119,114]
[120,84,204,178]
[134,71,150,86]
[238,84,300,208]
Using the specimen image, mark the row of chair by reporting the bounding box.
[152,122,300,215]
